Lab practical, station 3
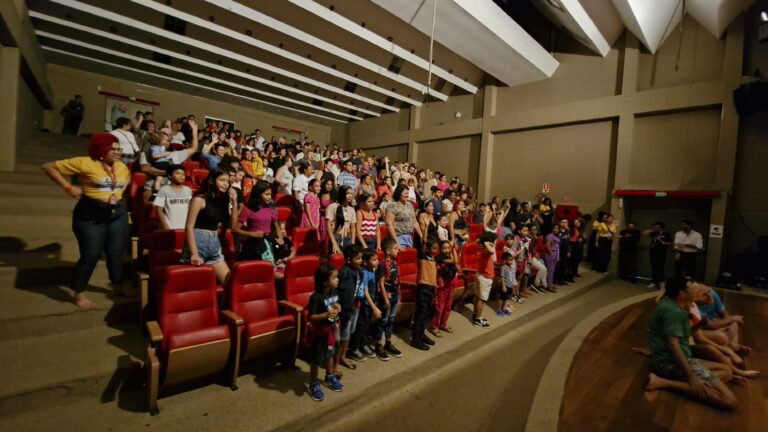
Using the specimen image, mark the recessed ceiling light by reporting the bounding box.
[361,22,366,27]
[245,29,252,36]
[208,16,215,22]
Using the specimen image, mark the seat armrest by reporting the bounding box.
[221,310,244,326]
[400,280,417,288]
[146,321,163,343]
[278,300,303,313]
[462,268,478,274]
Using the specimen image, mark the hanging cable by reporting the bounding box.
[674,0,686,71]
[425,0,437,102]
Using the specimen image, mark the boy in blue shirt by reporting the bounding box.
[348,249,383,361]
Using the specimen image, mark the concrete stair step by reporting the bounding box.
[0,323,144,400]
[0,248,133,289]
[0,170,61,185]
[0,196,77,214]
[0,278,139,342]
[0,182,70,198]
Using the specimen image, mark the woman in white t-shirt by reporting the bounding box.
[275,156,294,195]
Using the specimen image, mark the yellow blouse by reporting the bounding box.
[595,222,618,238]
[252,157,265,177]
[55,157,130,202]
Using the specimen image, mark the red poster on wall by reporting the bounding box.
[542,183,550,193]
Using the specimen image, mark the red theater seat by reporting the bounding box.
[395,247,418,321]
[274,194,294,208]
[468,224,482,242]
[181,160,200,177]
[329,253,345,271]
[228,261,301,386]
[190,169,209,186]
[293,226,321,256]
[138,249,181,330]
[460,242,480,285]
[145,266,241,415]
[284,256,321,316]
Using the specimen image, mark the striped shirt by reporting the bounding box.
[360,210,378,239]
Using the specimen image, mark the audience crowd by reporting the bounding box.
[43,108,749,407]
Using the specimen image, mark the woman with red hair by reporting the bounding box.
[42,132,131,308]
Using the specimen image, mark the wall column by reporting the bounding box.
[477,83,497,201]
[608,34,639,271]
[706,14,744,284]
[0,46,20,172]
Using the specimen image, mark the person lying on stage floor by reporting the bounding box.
[696,283,752,357]
[644,277,739,410]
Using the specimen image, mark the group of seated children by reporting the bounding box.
[644,277,760,411]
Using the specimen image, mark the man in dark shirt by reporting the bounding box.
[644,221,673,296]
[61,94,84,135]
[556,218,573,283]
[619,221,642,283]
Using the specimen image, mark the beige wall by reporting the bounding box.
[17,77,43,142]
[491,121,617,214]
[629,109,721,189]
[43,64,332,143]
[636,15,725,92]
[415,135,481,188]
[496,48,621,113]
[419,91,484,128]
[348,110,409,143]
[363,144,409,165]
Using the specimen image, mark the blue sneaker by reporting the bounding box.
[309,380,324,401]
[324,373,344,392]
[496,309,507,317]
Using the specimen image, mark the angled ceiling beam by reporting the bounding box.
[286,0,478,94]
[611,0,683,53]
[48,0,401,112]
[128,0,422,107]
[205,0,449,100]
[686,0,754,39]
[36,30,363,121]
[30,11,376,117]
[41,46,348,123]
[532,0,624,56]
[372,0,559,87]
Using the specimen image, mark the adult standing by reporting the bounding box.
[42,133,131,307]
[326,185,357,254]
[61,94,84,135]
[448,200,469,249]
[275,156,295,196]
[619,221,642,283]
[386,184,420,248]
[593,214,618,273]
[233,182,278,263]
[644,221,673,291]
[110,117,140,166]
[355,194,380,251]
[336,160,358,190]
[674,220,704,279]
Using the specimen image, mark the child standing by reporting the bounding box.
[306,264,344,401]
[473,232,497,328]
[514,226,532,299]
[153,164,192,230]
[544,225,561,293]
[499,252,518,316]
[373,239,403,361]
[411,239,439,350]
[336,244,364,372]
[348,249,382,361]
[437,214,451,243]
[431,240,458,336]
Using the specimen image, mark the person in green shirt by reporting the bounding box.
[646,277,738,410]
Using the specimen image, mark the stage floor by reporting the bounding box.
[559,291,768,432]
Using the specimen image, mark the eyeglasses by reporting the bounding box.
[110,147,121,152]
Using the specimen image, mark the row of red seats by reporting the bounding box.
[142,241,485,414]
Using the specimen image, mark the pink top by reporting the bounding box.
[301,194,321,227]
[238,206,277,233]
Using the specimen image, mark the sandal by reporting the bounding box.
[439,326,454,334]
[428,328,442,338]
[340,360,357,370]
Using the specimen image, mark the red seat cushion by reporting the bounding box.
[244,315,295,340]
[167,324,230,351]
[401,285,415,302]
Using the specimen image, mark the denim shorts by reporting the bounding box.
[339,307,360,341]
[397,233,413,248]
[182,229,225,265]
[652,358,717,384]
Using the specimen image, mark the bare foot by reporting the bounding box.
[731,375,747,385]
[654,292,664,304]
[646,373,662,391]
[74,293,95,308]
[632,347,651,357]
[737,369,761,379]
